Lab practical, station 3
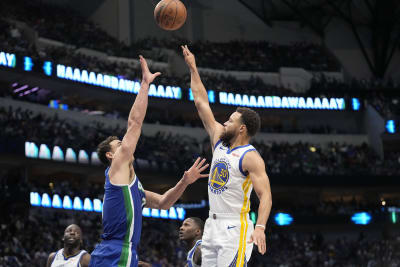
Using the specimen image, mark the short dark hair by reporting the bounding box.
[97,136,119,166]
[236,107,261,137]
[189,217,204,234]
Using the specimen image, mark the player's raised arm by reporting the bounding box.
[243,151,272,255]
[114,56,161,166]
[181,45,223,147]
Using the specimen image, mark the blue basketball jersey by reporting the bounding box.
[101,167,146,246]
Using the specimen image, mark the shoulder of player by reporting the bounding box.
[193,245,202,264]
[108,163,136,185]
[46,252,57,267]
[80,252,91,267]
[242,149,264,169]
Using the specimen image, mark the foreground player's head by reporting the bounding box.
[179,217,204,243]
[220,107,261,147]
[97,136,121,166]
[62,224,83,248]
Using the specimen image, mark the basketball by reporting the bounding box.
[154,0,187,31]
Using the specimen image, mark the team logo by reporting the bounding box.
[209,159,230,194]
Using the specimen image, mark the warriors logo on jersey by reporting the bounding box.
[209,158,231,194]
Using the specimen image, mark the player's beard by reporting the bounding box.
[220,129,235,147]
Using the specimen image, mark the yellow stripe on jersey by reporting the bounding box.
[237,176,252,267]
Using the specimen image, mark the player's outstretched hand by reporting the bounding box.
[181,45,197,70]
[183,157,209,185]
[140,55,161,85]
[248,227,266,255]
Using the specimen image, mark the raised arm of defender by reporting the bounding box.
[121,56,161,157]
[109,56,161,184]
[182,45,224,148]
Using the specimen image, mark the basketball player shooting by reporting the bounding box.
[182,45,273,266]
[90,56,209,267]
[46,224,90,267]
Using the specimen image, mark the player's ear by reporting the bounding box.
[239,124,246,134]
[106,151,114,160]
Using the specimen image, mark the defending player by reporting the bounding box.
[179,217,204,267]
[182,45,273,266]
[90,56,209,267]
[46,224,90,267]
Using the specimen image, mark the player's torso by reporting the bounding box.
[101,167,146,245]
[51,249,87,267]
[187,240,202,267]
[208,140,256,214]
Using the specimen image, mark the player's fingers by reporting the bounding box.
[258,239,266,254]
[247,235,253,243]
[261,242,266,254]
[200,173,209,178]
[193,157,201,167]
[139,55,148,69]
[199,163,209,172]
[154,72,162,78]
[196,157,206,168]
[197,158,206,168]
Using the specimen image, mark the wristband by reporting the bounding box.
[255,224,265,230]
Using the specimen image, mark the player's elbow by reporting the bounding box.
[158,203,171,210]
[194,98,204,108]
[128,118,143,129]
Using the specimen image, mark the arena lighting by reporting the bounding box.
[219,92,346,110]
[392,212,397,224]
[274,213,293,226]
[351,212,372,225]
[13,84,28,93]
[0,51,16,68]
[386,120,396,133]
[352,98,361,111]
[25,141,96,165]
[56,64,182,100]
[250,211,257,224]
[30,192,186,220]
[19,87,39,97]
[24,56,34,71]
[43,61,52,76]
[48,100,69,110]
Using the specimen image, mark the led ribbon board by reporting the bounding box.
[2,50,362,111]
[0,52,16,68]
[219,92,346,110]
[56,64,181,99]
[30,192,185,220]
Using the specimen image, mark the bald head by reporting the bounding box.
[63,224,83,248]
